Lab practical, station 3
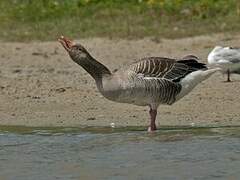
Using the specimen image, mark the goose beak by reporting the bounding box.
[58,36,76,52]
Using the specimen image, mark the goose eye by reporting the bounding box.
[74,46,81,51]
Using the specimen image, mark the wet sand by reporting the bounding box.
[1,33,240,128]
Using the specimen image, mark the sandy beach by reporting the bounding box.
[1,33,240,128]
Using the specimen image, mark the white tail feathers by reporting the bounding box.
[176,68,219,101]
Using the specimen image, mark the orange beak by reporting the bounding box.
[58,36,76,51]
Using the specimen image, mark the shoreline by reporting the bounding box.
[1,125,240,134]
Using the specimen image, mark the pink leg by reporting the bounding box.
[148,108,157,132]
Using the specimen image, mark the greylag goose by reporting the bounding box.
[208,46,240,82]
[58,36,220,132]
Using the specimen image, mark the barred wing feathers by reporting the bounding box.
[129,56,206,82]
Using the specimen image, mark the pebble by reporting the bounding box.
[110,123,115,128]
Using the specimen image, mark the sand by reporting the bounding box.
[1,33,240,128]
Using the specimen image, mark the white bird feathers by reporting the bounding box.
[208,46,240,82]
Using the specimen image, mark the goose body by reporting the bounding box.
[59,36,220,131]
[100,57,213,107]
[208,46,240,82]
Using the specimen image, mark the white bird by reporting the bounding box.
[208,46,240,82]
[59,36,220,132]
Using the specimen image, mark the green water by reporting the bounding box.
[0,126,240,180]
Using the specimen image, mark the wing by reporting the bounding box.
[128,56,206,82]
[131,76,182,105]
[212,47,240,64]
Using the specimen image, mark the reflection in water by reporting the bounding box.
[0,126,240,180]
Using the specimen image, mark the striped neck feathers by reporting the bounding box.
[70,51,111,81]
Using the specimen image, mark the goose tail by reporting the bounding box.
[176,67,220,101]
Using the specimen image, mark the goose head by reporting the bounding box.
[58,35,90,61]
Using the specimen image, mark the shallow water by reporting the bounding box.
[0,126,240,180]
